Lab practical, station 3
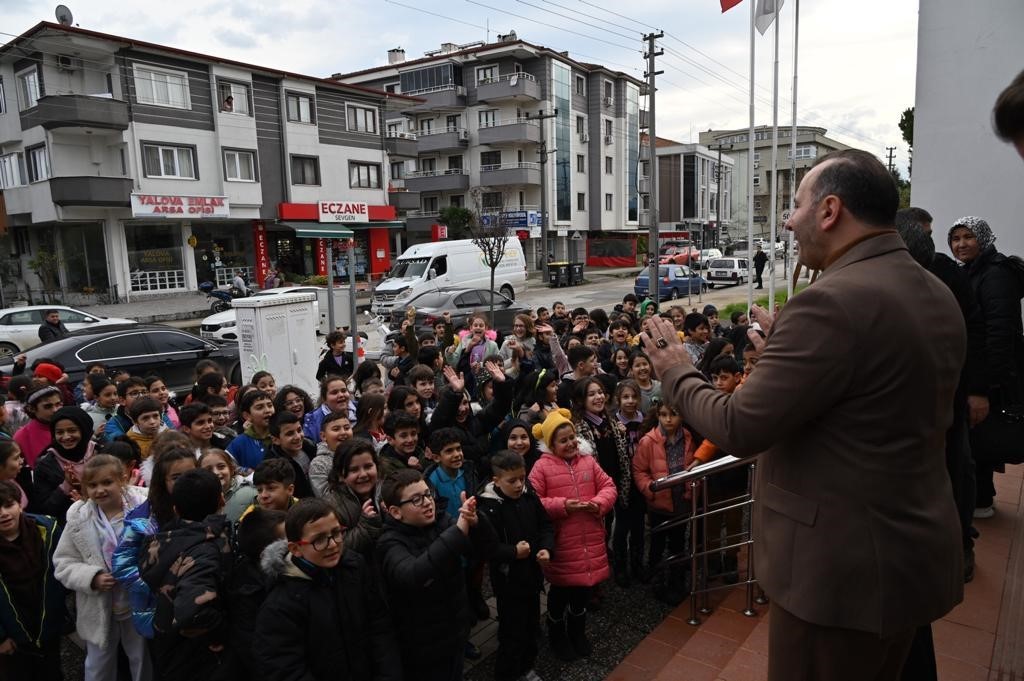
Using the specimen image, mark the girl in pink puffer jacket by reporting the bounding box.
[529,408,617,662]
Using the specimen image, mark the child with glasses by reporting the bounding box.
[254,498,400,681]
[376,469,496,681]
[104,377,173,443]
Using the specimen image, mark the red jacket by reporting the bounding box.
[528,450,617,587]
[633,427,696,514]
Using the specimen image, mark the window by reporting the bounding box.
[450,195,464,208]
[575,75,586,96]
[387,122,403,136]
[384,83,399,94]
[447,155,462,171]
[16,68,40,110]
[476,65,496,84]
[78,334,152,362]
[576,154,585,173]
[418,118,433,134]
[347,105,378,133]
[223,149,256,182]
[577,193,586,210]
[788,145,817,160]
[446,114,461,131]
[605,156,613,174]
[286,93,314,123]
[478,109,497,128]
[218,81,250,114]
[150,331,208,354]
[133,64,190,109]
[291,155,320,185]
[482,192,502,209]
[0,152,26,189]
[0,77,5,114]
[422,196,439,212]
[142,143,196,179]
[603,80,613,103]
[419,158,436,173]
[430,256,448,277]
[480,151,501,168]
[604,119,612,136]
[605,193,613,211]
[349,162,381,188]
[390,161,404,180]
[576,116,585,135]
[26,145,49,183]
[752,174,761,187]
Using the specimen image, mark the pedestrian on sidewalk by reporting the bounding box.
[753,246,768,289]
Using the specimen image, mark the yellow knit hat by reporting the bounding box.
[532,408,575,450]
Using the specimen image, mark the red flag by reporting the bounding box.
[721,0,743,11]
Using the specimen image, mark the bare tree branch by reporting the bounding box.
[468,187,514,328]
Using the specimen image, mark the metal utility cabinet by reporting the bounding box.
[233,292,319,395]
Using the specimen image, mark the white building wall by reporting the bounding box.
[912,0,1024,256]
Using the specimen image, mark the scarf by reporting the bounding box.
[49,406,95,462]
[948,216,996,251]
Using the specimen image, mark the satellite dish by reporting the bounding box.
[55,5,74,26]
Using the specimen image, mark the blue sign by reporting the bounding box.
[482,210,541,228]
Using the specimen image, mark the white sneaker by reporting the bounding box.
[973,505,995,519]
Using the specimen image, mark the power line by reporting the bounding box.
[383,0,489,32]
[463,0,641,53]
[515,0,640,42]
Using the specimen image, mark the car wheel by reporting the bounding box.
[212,301,231,314]
[669,288,680,300]
[0,342,18,359]
[499,285,515,300]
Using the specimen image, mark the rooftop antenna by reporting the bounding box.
[55,4,74,26]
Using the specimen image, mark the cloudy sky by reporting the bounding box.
[3,0,918,171]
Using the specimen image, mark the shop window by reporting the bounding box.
[223,149,257,182]
[0,152,26,188]
[286,92,315,123]
[133,64,190,109]
[125,222,185,292]
[349,162,381,189]
[142,143,196,179]
[26,145,50,183]
[347,105,378,133]
[61,223,109,294]
[16,67,40,110]
[291,155,320,185]
[218,81,251,115]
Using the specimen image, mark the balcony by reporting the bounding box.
[403,84,467,113]
[405,211,441,233]
[478,118,541,146]
[479,162,541,186]
[49,176,132,207]
[476,73,541,103]
[384,131,418,159]
[417,127,470,154]
[21,94,129,132]
[388,189,420,211]
[405,168,470,193]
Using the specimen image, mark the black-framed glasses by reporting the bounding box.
[295,527,344,551]
[396,489,434,508]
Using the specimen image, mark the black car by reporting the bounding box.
[389,288,529,337]
[0,324,241,394]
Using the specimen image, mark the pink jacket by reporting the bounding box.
[529,450,617,587]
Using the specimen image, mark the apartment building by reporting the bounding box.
[0,21,417,303]
[334,33,645,266]
[698,125,849,238]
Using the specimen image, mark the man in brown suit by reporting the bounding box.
[642,149,966,681]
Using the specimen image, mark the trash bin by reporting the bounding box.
[569,262,584,286]
[548,262,569,287]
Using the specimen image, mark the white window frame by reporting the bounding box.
[476,65,497,85]
[478,109,497,129]
[418,118,433,134]
[350,162,381,189]
[605,156,613,174]
[605,193,613,211]
[286,92,314,124]
[218,81,250,115]
[347,104,378,134]
[577,192,586,211]
[0,152,26,189]
[16,67,40,110]
[223,149,256,182]
[26,145,50,183]
[142,143,197,179]
[576,154,585,173]
[133,64,190,109]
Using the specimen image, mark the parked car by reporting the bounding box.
[0,305,137,358]
[0,325,240,394]
[200,286,323,342]
[696,248,724,269]
[387,288,528,337]
[634,265,708,301]
[705,257,750,288]
[658,242,700,265]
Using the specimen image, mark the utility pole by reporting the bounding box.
[644,31,664,296]
[885,146,896,174]
[534,109,559,285]
[709,142,733,250]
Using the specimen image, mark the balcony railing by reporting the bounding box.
[130,269,186,292]
[403,83,465,97]
[477,72,538,86]
[479,117,539,129]
[480,162,540,172]
[406,168,470,179]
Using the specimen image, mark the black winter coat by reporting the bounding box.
[431,380,514,479]
[375,513,496,667]
[964,246,1024,404]
[477,482,554,593]
[253,543,401,681]
[140,515,234,681]
[263,440,317,499]
[32,449,76,522]
[226,552,271,678]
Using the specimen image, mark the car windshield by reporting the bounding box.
[389,258,430,279]
[709,259,733,269]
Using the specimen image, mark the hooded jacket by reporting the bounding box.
[139,514,234,681]
[477,481,554,593]
[0,513,67,652]
[253,541,401,681]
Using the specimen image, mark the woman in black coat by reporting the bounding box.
[948,216,1024,517]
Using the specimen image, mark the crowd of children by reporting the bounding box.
[0,292,758,681]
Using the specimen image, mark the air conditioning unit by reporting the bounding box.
[579,133,589,143]
[604,135,613,145]
[458,129,470,141]
[603,96,613,107]
[57,55,76,71]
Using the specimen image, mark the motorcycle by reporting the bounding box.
[198,281,234,314]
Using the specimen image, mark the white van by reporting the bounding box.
[371,239,527,315]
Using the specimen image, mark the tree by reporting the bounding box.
[467,188,512,329]
[899,107,914,178]
[437,206,474,240]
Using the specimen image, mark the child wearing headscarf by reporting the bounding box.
[33,406,98,522]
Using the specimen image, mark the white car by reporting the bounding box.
[199,286,323,342]
[0,305,137,357]
[697,248,724,269]
[705,257,751,288]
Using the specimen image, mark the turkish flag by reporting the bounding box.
[721,0,743,11]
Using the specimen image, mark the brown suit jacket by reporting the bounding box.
[662,232,966,636]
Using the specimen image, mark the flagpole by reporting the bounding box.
[767,3,781,310]
[746,0,756,314]
[787,0,800,298]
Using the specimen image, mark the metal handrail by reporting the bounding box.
[480,162,541,172]
[650,454,758,491]
[403,83,466,97]
[478,72,537,85]
[406,168,469,178]
[417,126,468,137]
[479,117,540,129]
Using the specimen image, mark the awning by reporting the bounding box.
[276,221,404,238]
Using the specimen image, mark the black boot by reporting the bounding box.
[546,614,577,662]
[566,608,592,658]
[468,588,490,622]
[664,567,690,607]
